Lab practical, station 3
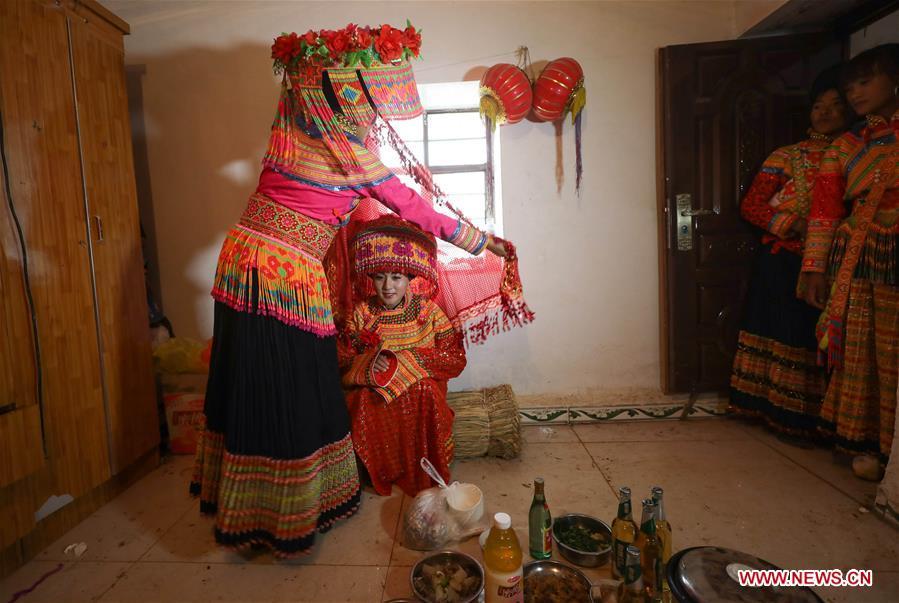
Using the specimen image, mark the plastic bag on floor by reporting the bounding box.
[402,459,489,550]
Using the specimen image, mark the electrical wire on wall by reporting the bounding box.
[0,110,46,455]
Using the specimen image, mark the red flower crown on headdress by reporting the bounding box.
[271,21,422,75]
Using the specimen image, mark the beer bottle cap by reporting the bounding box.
[494,512,512,530]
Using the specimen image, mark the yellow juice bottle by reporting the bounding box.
[483,512,524,603]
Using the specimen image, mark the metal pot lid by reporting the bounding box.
[668,547,823,603]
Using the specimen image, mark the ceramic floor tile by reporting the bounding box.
[0,561,130,603]
[138,499,267,565]
[391,442,618,567]
[34,506,182,563]
[521,425,580,443]
[36,457,195,562]
[143,489,402,567]
[103,455,196,512]
[574,417,751,442]
[96,562,387,602]
[381,563,416,601]
[817,571,899,602]
[584,438,899,572]
[738,422,878,506]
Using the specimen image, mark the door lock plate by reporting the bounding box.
[676,193,693,251]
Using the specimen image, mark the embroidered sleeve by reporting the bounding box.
[448,220,488,255]
[338,306,397,387]
[364,177,488,255]
[411,304,467,381]
[740,148,789,232]
[802,142,847,273]
[768,212,800,239]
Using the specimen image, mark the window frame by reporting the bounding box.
[421,107,496,233]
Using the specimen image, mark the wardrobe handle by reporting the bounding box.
[94,215,104,241]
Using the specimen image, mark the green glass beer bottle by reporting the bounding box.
[528,478,552,559]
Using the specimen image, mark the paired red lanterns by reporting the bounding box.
[478,56,586,192]
[532,57,585,123]
[479,64,533,131]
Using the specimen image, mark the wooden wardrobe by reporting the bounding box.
[0,0,158,574]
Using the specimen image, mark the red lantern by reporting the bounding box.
[532,58,586,193]
[479,64,533,131]
[532,57,585,123]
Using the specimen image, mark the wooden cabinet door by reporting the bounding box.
[68,15,158,474]
[0,157,43,488]
[0,0,110,496]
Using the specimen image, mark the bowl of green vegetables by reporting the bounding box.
[552,514,612,568]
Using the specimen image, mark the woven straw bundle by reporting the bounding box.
[447,384,520,460]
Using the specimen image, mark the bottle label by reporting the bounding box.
[543,524,552,554]
[486,569,523,602]
[613,539,628,575]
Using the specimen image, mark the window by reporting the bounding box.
[379,81,502,236]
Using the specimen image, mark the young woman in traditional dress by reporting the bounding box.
[729,67,851,441]
[801,44,899,480]
[338,216,466,496]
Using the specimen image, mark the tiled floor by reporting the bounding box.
[2,418,898,602]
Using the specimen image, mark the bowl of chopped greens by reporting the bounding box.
[551,514,612,567]
[410,550,484,603]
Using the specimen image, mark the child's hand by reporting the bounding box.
[486,236,508,258]
[373,354,390,373]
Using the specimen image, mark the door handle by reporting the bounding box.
[94,215,104,241]
[675,194,717,251]
[679,208,716,217]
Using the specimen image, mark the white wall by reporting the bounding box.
[108,0,748,400]
[850,8,899,56]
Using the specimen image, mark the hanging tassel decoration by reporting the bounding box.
[554,121,564,195]
[574,111,583,194]
[479,95,501,133]
[300,86,362,173]
[263,83,298,171]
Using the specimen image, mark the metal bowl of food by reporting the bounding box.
[551,513,612,568]
[410,550,485,603]
[524,560,601,603]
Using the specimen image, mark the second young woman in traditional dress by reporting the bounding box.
[729,67,851,441]
[802,44,899,480]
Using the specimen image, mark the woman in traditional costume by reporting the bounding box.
[729,67,851,441]
[189,22,515,557]
[801,44,899,480]
[338,216,466,496]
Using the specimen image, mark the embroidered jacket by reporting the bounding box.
[802,111,899,275]
[740,133,833,254]
[338,294,466,403]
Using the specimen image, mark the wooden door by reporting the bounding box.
[0,0,110,501]
[658,34,844,394]
[69,13,158,474]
